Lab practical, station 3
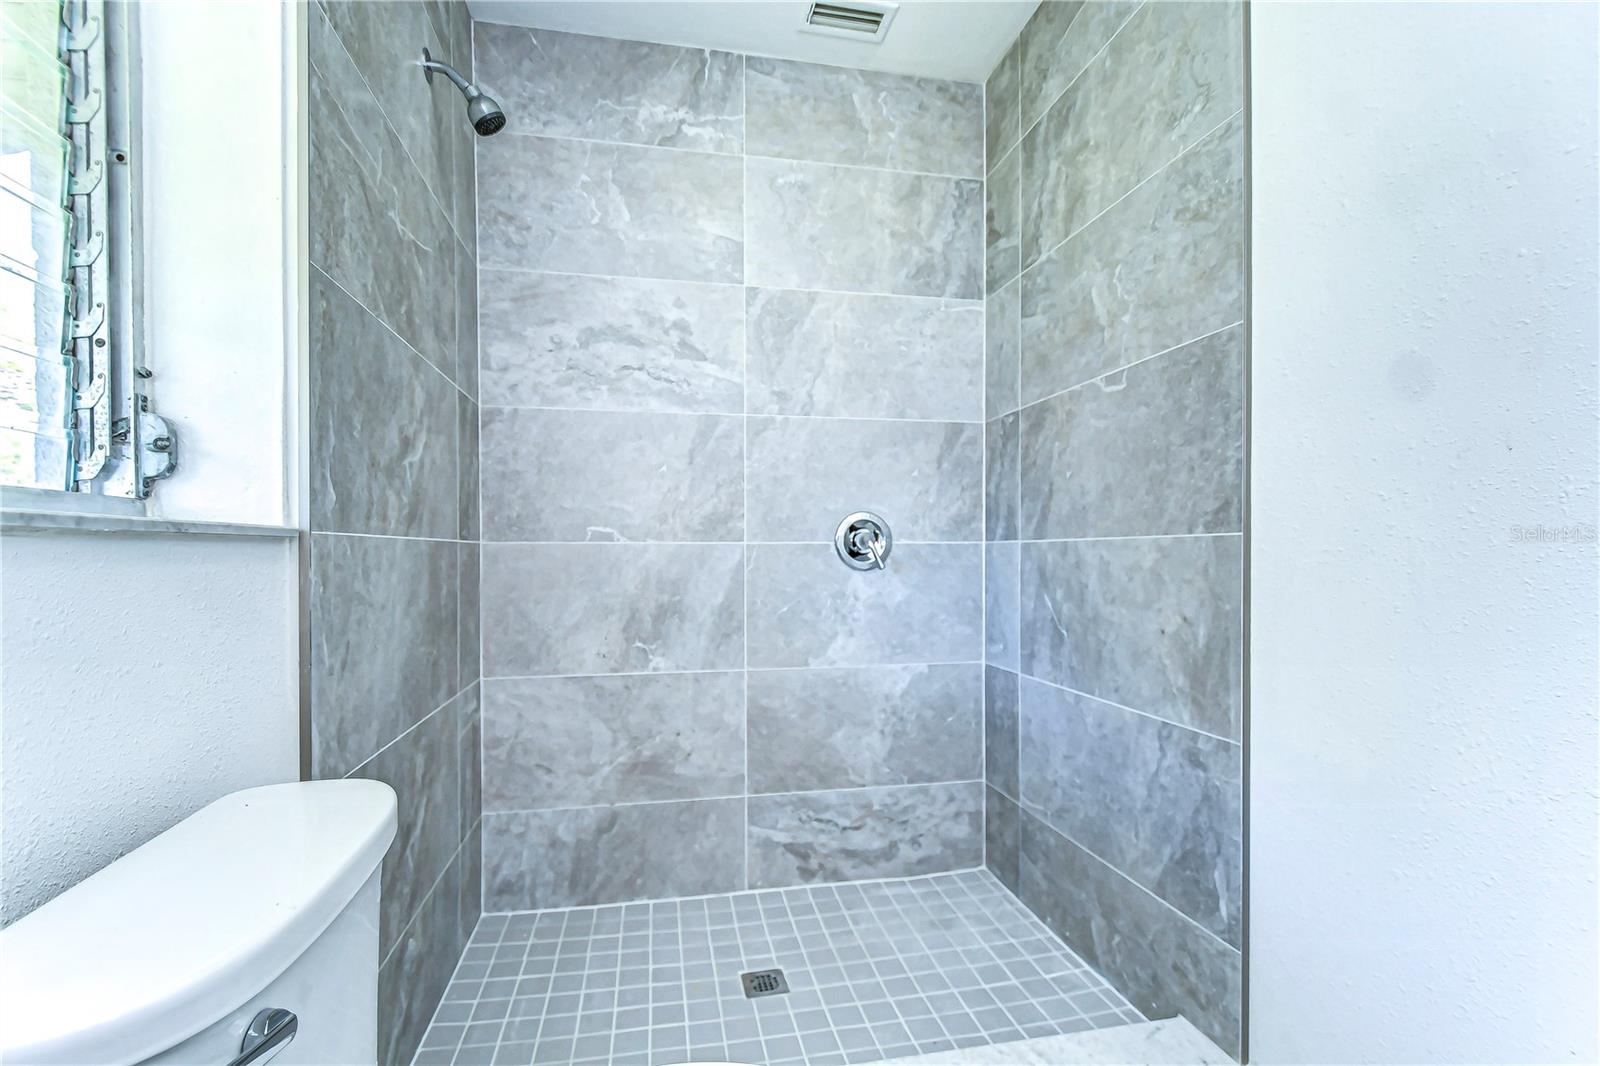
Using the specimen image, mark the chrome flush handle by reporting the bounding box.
[226,1008,297,1066]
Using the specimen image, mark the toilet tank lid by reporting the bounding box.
[0,780,397,1066]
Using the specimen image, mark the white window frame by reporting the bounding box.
[2,0,302,534]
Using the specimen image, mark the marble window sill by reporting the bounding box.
[0,508,298,539]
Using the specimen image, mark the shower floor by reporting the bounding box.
[412,868,1143,1066]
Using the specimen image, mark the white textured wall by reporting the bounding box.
[0,533,299,925]
[1249,2,1599,1063]
[0,0,303,927]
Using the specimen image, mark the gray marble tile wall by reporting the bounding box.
[307,3,480,1064]
[472,23,987,914]
[982,2,1245,1058]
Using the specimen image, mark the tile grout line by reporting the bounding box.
[479,262,984,306]
[780,877,857,1056]
[1017,319,1246,415]
[482,876,531,1053]
[341,678,473,782]
[638,901,656,1065]
[1013,0,1025,791]
[481,401,985,426]
[310,261,473,406]
[1024,669,1235,742]
[623,899,650,1063]
[1019,104,1244,283]
[668,897,691,1059]
[1011,0,1024,739]
[889,870,1011,1043]
[470,13,488,938]
[481,661,984,683]
[479,539,986,547]
[986,776,1022,809]
[311,529,469,544]
[741,48,752,901]
[1019,670,1241,746]
[703,891,730,1061]
[532,908,568,1058]
[787,885,875,1062]
[403,841,494,1065]
[521,909,553,1059]
[311,0,470,257]
[750,150,981,184]
[383,816,475,976]
[450,203,463,964]
[985,129,1020,181]
[1012,0,1025,818]
[980,869,1138,1026]
[1019,530,1243,545]
[979,65,990,878]
[1018,0,1143,146]
[403,871,479,1065]
[483,865,986,919]
[482,779,986,821]
[1025,807,1244,958]
[868,874,964,1050]
[490,124,983,184]
[933,875,1054,1039]
[1013,1,1025,864]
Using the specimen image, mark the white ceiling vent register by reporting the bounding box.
[801,1,899,42]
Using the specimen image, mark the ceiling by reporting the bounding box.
[465,0,1039,83]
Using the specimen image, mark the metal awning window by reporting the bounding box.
[1,0,175,498]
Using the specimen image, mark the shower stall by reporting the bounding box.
[305,3,1246,1064]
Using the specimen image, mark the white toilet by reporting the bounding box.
[0,780,396,1065]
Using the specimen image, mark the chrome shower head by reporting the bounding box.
[421,47,506,137]
[466,94,507,137]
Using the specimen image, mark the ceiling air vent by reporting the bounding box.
[801,1,899,42]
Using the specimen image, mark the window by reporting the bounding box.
[1,0,175,500]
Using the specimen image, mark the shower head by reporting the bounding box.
[421,48,506,136]
[465,94,507,137]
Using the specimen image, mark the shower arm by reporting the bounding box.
[420,46,506,137]
[421,49,476,96]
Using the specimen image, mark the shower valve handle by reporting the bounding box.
[835,512,892,571]
[850,528,887,569]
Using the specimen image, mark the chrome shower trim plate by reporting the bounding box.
[835,511,892,570]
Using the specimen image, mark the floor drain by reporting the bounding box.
[740,969,789,998]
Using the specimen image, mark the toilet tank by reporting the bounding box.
[0,781,397,1066]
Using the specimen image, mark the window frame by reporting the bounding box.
[2,0,301,535]
[2,0,176,512]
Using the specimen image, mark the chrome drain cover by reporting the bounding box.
[740,969,789,998]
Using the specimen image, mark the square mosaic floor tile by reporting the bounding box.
[413,868,1144,1066]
